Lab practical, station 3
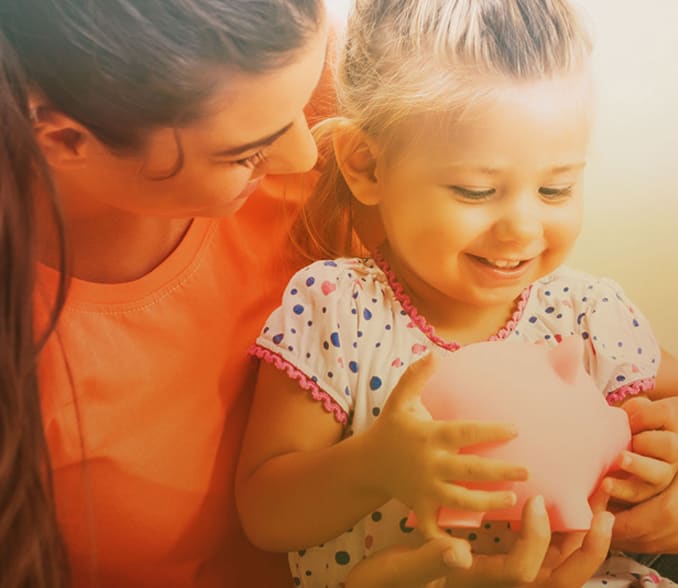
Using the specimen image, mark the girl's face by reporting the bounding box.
[376,73,593,320]
[58,22,328,219]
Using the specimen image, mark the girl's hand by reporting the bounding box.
[366,354,529,539]
[603,396,678,505]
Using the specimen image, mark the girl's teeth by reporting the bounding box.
[484,258,521,269]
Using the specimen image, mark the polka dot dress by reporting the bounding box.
[253,258,663,587]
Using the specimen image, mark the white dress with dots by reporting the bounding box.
[252,256,672,588]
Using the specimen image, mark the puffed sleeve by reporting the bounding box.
[251,259,374,424]
[579,278,660,404]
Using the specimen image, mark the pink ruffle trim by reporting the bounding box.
[374,250,531,351]
[606,377,656,405]
[249,344,348,425]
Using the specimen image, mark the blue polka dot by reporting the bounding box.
[563,287,570,292]
[323,261,338,267]
[544,334,551,340]
[307,320,313,327]
[328,372,333,378]
[371,511,382,522]
[617,341,623,348]
[637,347,643,355]
[545,290,551,296]
[602,297,609,302]
[306,352,311,359]
[335,551,351,565]
[357,330,364,338]
[291,328,296,334]
[263,327,269,333]
[305,277,315,287]
[545,307,555,314]
[633,319,639,327]
[331,332,341,347]
[528,316,538,323]
[363,308,373,320]
[290,288,298,295]
[288,346,294,351]
[577,312,586,325]
[581,332,590,340]
[349,361,359,373]
[351,308,357,315]
[311,376,318,382]
[369,376,383,390]
[616,375,626,382]
[353,291,359,299]
[272,333,284,344]
[293,304,304,315]
[582,296,588,302]
[385,324,392,330]
[372,407,381,417]
[375,342,381,348]
[353,342,358,348]
[345,386,350,396]
[556,313,563,319]
[323,341,329,350]
[399,518,414,534]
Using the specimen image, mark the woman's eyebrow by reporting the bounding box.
[212,122,294,157]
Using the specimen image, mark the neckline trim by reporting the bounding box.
[373,249,531,351]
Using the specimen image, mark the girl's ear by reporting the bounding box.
[29,96,92,169]
[332,121,383,206]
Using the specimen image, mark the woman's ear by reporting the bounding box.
[29,97,92,169]
[332,122,383,206]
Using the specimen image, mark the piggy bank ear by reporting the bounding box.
[548,336,585,385]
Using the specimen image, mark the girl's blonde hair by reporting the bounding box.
[295,0,592,259]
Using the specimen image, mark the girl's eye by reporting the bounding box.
[539,185,573,200]
[233,149,269,169]
[449,186,496,201]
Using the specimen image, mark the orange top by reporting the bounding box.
[36,175,315,587]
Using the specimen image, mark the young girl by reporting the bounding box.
[236,1,678,586]
[0,33,68,586]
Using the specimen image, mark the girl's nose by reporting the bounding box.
[493,195,544,244]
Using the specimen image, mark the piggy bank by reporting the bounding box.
[408,336,631,532]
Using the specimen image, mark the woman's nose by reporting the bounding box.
[264,115,318,175]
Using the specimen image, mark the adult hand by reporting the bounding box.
[610,396,678,553]
[603,396,678,504]
[442,496,613,588]
[366,354,529,539]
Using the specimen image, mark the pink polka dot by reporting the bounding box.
[365,535,373,549]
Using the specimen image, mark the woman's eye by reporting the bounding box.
[449,186,496,200]
[539,186,573,199]
[232,149,269,169]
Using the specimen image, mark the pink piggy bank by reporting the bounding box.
[410,336,630,532]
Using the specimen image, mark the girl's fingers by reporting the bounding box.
[603,477,657,504]
[437,482,517,513]
[440,453,528,483]
[437,420,519,449]
[495,495,551,585]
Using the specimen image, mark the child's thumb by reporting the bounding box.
[384,353,436,414]
[395,537,472,587]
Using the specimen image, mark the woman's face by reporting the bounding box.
[58,22,328,219]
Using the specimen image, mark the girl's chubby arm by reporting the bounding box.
[235,355,528,552]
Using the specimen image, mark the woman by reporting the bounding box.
[1,0,328,585]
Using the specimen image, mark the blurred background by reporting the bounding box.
[325,0,678,355]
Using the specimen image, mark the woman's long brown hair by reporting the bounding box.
[0,33,69,587]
